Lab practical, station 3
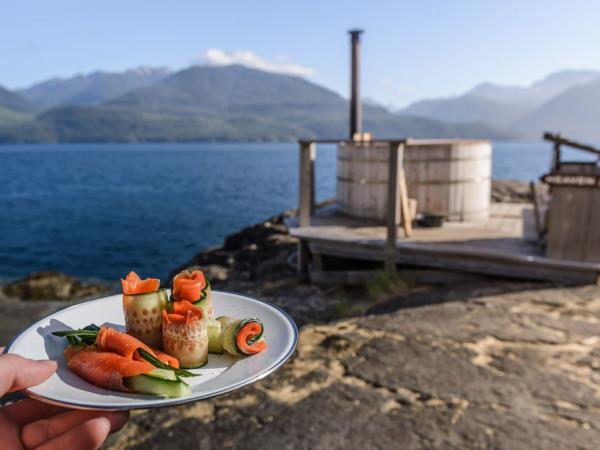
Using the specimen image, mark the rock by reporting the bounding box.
[171,209,299,288]
[2,271,107,301]
[107,284,600,450]
[491,179,548,203]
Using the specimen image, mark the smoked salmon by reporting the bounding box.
[121,271,160,295]
[66,348,154,392]
[218,317,267,356]
[172,269,213,319]
[96,326,180,368]
[162,301,208,368]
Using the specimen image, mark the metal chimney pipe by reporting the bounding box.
[349,29,363,139]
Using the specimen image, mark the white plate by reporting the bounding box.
[5,291,297,410]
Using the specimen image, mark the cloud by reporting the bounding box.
[200,48,315,77]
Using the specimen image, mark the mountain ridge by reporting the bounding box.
[513,77,600,140]
[18,67,171,111]
[399,69,600,132]
[0,65,511,143]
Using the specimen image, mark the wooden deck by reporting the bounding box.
[287,203,600,284]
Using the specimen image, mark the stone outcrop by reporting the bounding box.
[491,179,548,203]
[2,271,107,301]
[107,284,600,450]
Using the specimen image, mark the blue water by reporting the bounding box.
[0,141,590,281]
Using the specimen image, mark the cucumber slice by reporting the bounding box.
[207,319,222,354]
[146,368,178,381]
[123,288,168,348]
[218,316,242,356]
[163,316,209,368]
[124,374,190,398]
[191,282,213,319]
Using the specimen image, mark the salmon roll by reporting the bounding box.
[217,316,266,356]
[172,269,213,319]
[162,300,208,368]
[121,271,168,348]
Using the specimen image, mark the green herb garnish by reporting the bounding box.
[137,348,197,378]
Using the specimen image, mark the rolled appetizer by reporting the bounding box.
[53,325,195,397]
[162,300,209,368]
[217,316,267,356]
[172,269,213,319]
[122,271,168,348]
[207,318,223,354]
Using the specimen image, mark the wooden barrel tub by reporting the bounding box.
[336,139,492,222]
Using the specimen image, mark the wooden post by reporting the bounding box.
[385,141,403,272]
[552,142,561,171]
[398,168,412,237]
[299,141,316,227]
[530,181,543,241]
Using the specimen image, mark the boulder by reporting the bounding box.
[2,271,107,301]
[491,179,548,203]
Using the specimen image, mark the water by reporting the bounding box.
[0,141,591,281]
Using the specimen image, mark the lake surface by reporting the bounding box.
[0,141,590,281]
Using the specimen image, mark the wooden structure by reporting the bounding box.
[291,32,600,284]
[542,132,600,263]
[293,138,600,284]
[299,139,412,272]
[337,139,492,221]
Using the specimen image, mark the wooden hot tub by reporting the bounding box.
[336,139,492,222]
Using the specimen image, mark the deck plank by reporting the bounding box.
[286,203,600,283]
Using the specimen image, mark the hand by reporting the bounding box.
[0,353,129,450]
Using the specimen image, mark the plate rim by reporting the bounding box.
[4,290,298,410]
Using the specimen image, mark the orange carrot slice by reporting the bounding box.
[121,271,160,295]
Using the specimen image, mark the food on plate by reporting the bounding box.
[217,316,266,356]
[162,300,208,368]
[172,269,213,319]
[53,325,195,397]
[50,269,267,398]
[207,318,223,354]
[122,271,168,348]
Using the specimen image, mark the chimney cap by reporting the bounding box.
[348,29,364,36]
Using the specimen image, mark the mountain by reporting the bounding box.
[398,94,529,127]
[470,70,600,106]
[0,86,35,128]
[18,67,171,111]
[513,78,600,140]
[0,65,510,143]
[400,70,600,127]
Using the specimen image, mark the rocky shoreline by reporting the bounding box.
[2,179,599,449]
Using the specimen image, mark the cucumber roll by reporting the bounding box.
[162,300,208,368]
[172,269,213,319]
[207,318,223,354]
[217,316,266,356]
[121,272,167,349]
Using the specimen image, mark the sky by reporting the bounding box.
[2,0,600,108]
